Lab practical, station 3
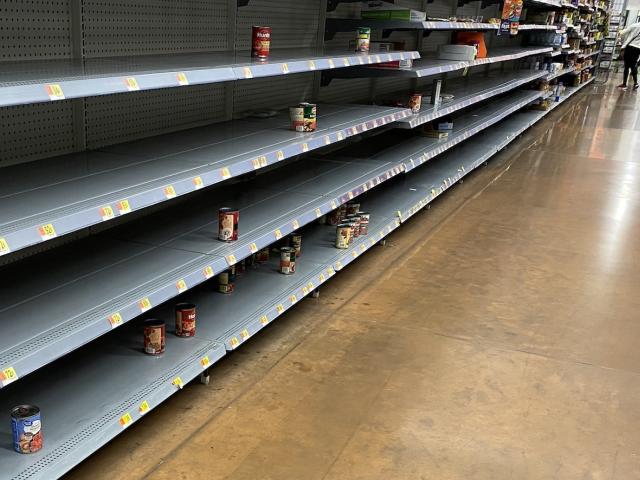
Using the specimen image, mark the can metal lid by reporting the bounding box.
[144,319,165,327]
[175,303,196,310]
[11,405,40,419]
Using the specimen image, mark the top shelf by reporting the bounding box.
[325,18,500,34]
[0,48,420,108]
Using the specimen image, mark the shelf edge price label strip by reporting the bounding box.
[139,297,152,313]
[290,294,297,304]
[226,254,237,266]
[176,279,188,293]
[276,150,285,161]
[108,312,123,329]
[0,238,10,256]
[164,185,177,199]
[274,229,283,240]
[100,205,115,221]
[230,337,240,349]
[292,219,300,229]
[204,265,215,279]
[38,223,57,241]
[276,304,285,314]
[241,329,250,340]
[0,367,18,387]
[249,243,258,254]
[173,377,184,389]
[193,176,204,190]
[221,167,231,180]
[281,63,290,74]
[119,412,133,429]
[118,199,132,215]
[260,315,269,326]
[177,72,189,86]
[139,400,151,415]
[124,77,140,91]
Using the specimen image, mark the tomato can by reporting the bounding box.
[346,216,360,239]
[289,233,302,257]
[218,208,239,242]
[175,303,196,338]
[144,319,165,355]
[11,405,43,454]
[252,26,271,59]
[218,271,234,294]
[409,93,422,114]
[280,247,297,275]
[358,212,370,235]
[356,27,371,53]
[328,204,347,226]
[336,224,352,249]
[346,202,360,216]
[289,106,305,132]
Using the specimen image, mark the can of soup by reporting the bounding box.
[11,405,43,454]
[301,103,317,132]
[408,93,422,114]
[336,224,352,249]
[175,303,196,338]
[290,106,305,132]
[256,247,270,263]
[228,264,237,282]
[144,319,165,355]
[346,215,361,238]
[218,271,234,294]
[346,202,360,216]
[356,27,371,53]
[280,247,297,274]
[358,212,370,235]
[289,233,302,257]
[252,26,272,59]
[218,208,239,242]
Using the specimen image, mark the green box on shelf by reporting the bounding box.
[361,1,426,22]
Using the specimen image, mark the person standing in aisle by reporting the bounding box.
[618,21,640,90]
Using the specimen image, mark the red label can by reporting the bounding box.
[256,247,270,263]
[280,247,296,275]
[218,208,239,242]
[144,319,165,355]
[218,271,235,294]
[252,26,272,58]
[175,303,196,337]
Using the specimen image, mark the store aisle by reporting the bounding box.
[66,82,640,480]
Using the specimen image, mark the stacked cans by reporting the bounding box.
[356,27,371,52]
[289,103,317,132]
[218,268,235,294]
[334,202,370,249]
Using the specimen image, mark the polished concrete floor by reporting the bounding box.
[66,79,640,480]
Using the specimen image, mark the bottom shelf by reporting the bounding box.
[0,75,594,480]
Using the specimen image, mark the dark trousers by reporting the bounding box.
[623,45,640,86]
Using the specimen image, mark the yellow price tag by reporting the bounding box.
[0,238,10,256]
[274,229,282,240]
[45,83,65,100]
[396,210,402,218]
[315,208,322,218]
[281,63,290,74]
[243,67,253,79]
[319,273,326,282]
[302,143,309,153]
[252,158,261,169]
[177,72,189,86]
[327,267,335,276]
[292,219,300,229]
[176,279,187,293]
[241,329,250,340]
[308,60,316,70]
[359,244,366,253]
[230,337,240,348]
[119,412,133,428]
[117,199,131,215]
[302,286,309,295]
[164,185,176,199]
[221,167,231,179]
[328,59,335,68]
[193,176,204,190]
[257,155,268,167]
[351,127,358,135]
[276,304,285,314]
[0,367,18,387]
[200,356,210,369]
[172,377,184,389]
[108,312,123,329]
[139,400,151,415]
[337,132,344,141]
[342,57,350,66]
[348,192,354,200]
[100,205,115,221]
[375,55,382,63]
[290,294,297,304]
[330,200,337,209]
[335,261,343,270]
[204,265,214,279]
[307,282,314,291]
[38,223,57,241]
[124,77,140,91]
[276,150,285,161]
[351,251,358,258]
[260,315,269,326]
[226,255,237,266]
[324,135,331,145]
[139,297,152,312]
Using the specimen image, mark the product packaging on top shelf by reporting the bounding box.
[438,44,477,61]
[360,1,426,21]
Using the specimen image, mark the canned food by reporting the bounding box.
[356,27,371,53]
[358,211,370,235]
[256,247,270,263]
[218,208,239,242]
[218,271,234,294]
[409,93,422,114]
[290,103,317,132]
[228,264,237,282]
[346,202,360,216]
[346,215,361,238]
[252,26,272,59]
[175,303,196,338]
[289,233,302,257]
[336,224,352,249]
[11,405,43,454]
[280,247,297,275]
[328,204,347,226]
[236,259,246,274]
[144,319,165,355]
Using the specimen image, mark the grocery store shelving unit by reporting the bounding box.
[0,0,600,478]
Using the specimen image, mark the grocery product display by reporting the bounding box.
[0,0,607,478]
